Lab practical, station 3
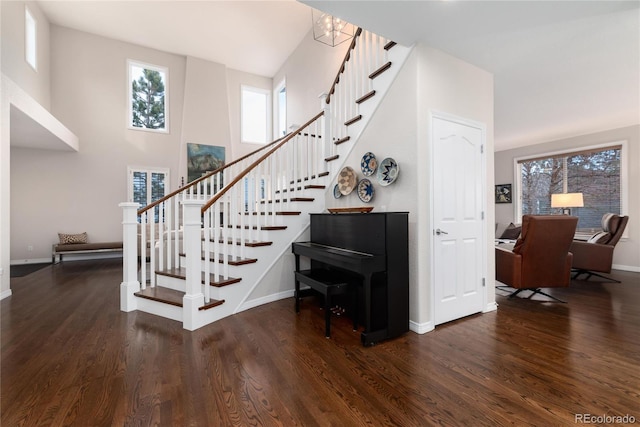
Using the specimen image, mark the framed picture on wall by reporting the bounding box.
[187,143,225,182]
[495,184,512,204]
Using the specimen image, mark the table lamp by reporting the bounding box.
[551,192,583,215]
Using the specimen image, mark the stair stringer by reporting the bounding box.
[186,193,327,330]
[327,43,415,180]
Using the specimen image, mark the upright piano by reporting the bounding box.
[292,212,409,345]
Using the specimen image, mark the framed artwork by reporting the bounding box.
[187,143,225,182]
[495,184,512,204]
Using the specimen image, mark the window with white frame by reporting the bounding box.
[516,142,627,232]
[241,85,271,144]
[274,79,287,138]
[25,6,37,70]
[128,167,169,222]
[128,60,168,132]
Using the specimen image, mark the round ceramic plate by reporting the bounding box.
[377,157,399,186]
[360,152,377,177]
[357,178,374,203]
[338,166,357,195]
[333,183,342,199]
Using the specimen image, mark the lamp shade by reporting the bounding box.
[551,193,584,208]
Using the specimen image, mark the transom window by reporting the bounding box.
[516,142,627,232]
[128,60,168,132]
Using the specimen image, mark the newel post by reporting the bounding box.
[120,202,140,312]
[182,199,205,330]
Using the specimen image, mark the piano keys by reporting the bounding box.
[292,212,409,345]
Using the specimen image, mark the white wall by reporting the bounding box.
[1,1,50,109]
[495,125,640,271]
[272,29,349,130]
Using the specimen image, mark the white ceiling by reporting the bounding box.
[36,0,640,151]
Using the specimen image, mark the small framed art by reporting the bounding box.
[495,184,512,204]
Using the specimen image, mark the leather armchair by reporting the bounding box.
[496,215,578,302]
[570,213,629,282]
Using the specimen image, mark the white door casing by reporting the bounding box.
[431,112,486,325]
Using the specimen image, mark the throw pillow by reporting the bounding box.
[58,232,88,245]
[500,223,521,240]
[588,231,611,244]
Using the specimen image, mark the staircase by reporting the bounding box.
[120,29,412,330]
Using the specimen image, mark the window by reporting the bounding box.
[516,142,627,232]
[25,6,37,70]
[241,85,271,144]
[128,60,168,132]
[128,167,169,222]
[274,79,287,138]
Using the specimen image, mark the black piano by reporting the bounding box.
[292,212,409,345]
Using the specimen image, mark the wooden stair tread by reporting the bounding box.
[369,62,392,79]
[384,41,397,50]
[228,225,288,231]
[242,211,301,216]
[156,267,242,287]
[355,90,376,104]
[344,115,362,127]
[179,253,259,266]
[325,155,340,162]
[334,136,351,146]
[134,287,183,307]
[259,197,314,204]
[304,184,326,190]
[209,238,273,247]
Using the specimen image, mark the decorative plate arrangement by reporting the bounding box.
[333,184,342,199]
[377,157,399,186]
[338,166,357,195]
[360,152,377,177]
[357,178,375,203]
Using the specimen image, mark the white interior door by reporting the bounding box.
[432,114,485,325]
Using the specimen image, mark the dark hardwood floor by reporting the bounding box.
[2,259,639,426]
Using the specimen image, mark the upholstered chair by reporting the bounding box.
[570,213,629,282]
[496,215,578,302]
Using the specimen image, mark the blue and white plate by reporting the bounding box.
[357,178,374,203]
[333,183,342,199]
[377,157,399,186]
[360,152,377,177]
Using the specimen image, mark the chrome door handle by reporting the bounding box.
[435,229,448,235]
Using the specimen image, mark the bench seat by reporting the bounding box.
[52,242,123,263]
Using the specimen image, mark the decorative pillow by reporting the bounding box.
[500,223,521,240]
[58,232,88,245]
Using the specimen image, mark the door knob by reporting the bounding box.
[435,228,448,235]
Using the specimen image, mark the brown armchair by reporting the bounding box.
[496,215,578,302]
[570,213,629,282]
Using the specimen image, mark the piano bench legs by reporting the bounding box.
[294,269,359,338]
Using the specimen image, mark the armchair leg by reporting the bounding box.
[496,286,566,303]
[572,269,621,283]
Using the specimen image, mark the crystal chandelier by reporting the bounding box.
[312,9,355,47]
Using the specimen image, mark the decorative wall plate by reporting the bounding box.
[357,178,374,203]
[338,166,357,195]
[377,157,399,186]
[360,152,377,177]
[333,183,342,199]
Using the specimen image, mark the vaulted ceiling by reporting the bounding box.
[37,0,640,151]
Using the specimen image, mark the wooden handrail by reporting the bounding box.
[137,134,288,215]
[201,111,325,213]
[326,27,363,105]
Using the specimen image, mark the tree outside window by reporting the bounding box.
[517,145,623,231]
[128,60,168,132]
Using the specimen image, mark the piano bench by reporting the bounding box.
[294,269,359,338]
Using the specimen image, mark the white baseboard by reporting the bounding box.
[409,320,434,334]
[1,289,12,300]
[483,302,499,313]
[237,289,295,313]
[10,257,51,265]
[612,264,640,273]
